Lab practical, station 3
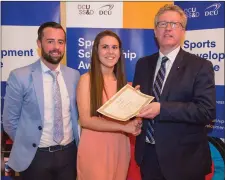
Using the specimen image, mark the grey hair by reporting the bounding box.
[154,4,187,29]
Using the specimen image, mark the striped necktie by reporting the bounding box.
[146,56,169,143]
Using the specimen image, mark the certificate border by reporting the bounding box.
[97,84,154,121]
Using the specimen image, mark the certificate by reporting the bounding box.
[97,84,154,121]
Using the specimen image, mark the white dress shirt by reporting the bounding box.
[154,46,180,92]
[39,61,73,147]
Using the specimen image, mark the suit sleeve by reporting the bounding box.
[132,59,142,88]
[160,60,216,125]
[75,70,81,86]
[3,71,23,141]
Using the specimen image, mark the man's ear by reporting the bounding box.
[37,39,41,48]
[154,29,157,38]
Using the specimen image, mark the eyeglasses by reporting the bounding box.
[157,21,184,29]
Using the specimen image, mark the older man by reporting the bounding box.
[133,4,216,180]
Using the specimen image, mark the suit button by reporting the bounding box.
[32,143,36,147]
[38,126,42,130]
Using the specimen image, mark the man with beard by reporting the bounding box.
[3,22,80,180]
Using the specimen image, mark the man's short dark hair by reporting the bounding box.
[37,21,66,41]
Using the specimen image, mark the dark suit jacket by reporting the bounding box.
[133,48,216,180]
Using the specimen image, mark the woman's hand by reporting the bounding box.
[123,117,142,136]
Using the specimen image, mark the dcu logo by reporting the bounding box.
[99,4,114,15]
[205,3,221,16]
[78,4,94,15]
[184,7,200,18]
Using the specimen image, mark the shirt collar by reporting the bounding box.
[159,46,180,64]
[40,60,61,74]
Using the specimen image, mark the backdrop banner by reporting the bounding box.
[1,1,224,179]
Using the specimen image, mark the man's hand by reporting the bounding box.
[134,85,140,91]
[137,102,161,119]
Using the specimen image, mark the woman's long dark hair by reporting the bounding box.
[89,30,127,116]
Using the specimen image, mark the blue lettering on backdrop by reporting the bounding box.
[183,40,225,71]
[207,85,225,138]
[183,40,216,50]
[1,49,34,59]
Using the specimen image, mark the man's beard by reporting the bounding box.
[41,48,64,65]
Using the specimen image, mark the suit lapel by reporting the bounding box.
[147,53,159,95]
[31,60,44,122]
[143,54,159,129]
[160,48,186,101]
[60,65,73,103]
